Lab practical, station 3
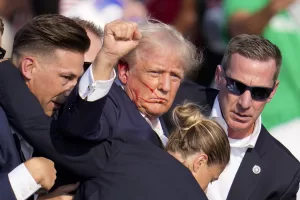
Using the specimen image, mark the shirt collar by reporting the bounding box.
[210,95,261,148]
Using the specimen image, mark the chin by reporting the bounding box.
[229,120,253,132]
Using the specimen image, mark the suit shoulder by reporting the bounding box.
[262,126,300,166]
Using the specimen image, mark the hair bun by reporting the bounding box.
[172,102,205,132]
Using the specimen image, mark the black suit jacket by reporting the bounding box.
[0,61,207,199]
[60,81,166,146]
[0,107,20,200]
[74,139,208,200]
[163,80,300,200]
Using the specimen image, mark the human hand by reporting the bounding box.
[24,157,57,190]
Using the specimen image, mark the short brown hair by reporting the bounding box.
[166,102,230,166]
[0,18,4,35]
[12,14,90,57]
[72,17,103,39]
[221,34,282,80]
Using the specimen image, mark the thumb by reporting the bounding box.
[132,29,142,41]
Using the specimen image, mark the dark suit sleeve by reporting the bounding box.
[281,168,300,200]
[59,86,112,141]
[0,174,17,200]
[0,61,106,179]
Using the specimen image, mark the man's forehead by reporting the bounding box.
[227,61,276,87]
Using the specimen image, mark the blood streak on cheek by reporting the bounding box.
[140,81,160,99]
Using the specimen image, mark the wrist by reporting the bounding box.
[92,50,119,81]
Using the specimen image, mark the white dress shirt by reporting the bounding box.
[79,66,168,146]
[206,96,261,200]
[8,129,41,200]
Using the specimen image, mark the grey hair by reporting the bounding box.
[123,18,202,74]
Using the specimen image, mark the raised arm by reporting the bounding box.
[59,20,142,141]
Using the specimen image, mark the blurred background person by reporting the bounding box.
[73,17,104,70]
[61,0,147,28]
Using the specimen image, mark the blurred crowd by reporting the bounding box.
[0,0,300,199]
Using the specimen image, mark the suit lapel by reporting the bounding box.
[159,118,169,137]
[226,148,263,200]
[226,127,270,200]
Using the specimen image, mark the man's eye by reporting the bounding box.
[62,76,72,80]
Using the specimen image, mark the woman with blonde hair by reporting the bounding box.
[167,102,230,192]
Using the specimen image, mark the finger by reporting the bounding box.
[57,182,80,194]
[133,29,142,40]
[58,194,74,200]
[126,22,138,40]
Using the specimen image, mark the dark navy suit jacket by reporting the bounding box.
[0,61,207,200]
[0,107,20,200]
[60,82,167,146]
[74,139,208,200]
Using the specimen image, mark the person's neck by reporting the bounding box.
[168,151,185,163]
[227,123,255,139]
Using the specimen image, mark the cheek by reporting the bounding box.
[169,81,181,99]
[252,102,266,115]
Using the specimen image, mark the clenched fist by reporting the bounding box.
[92,20,142,81]
[24,157,57,190]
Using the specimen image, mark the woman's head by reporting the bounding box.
[166,102,230,191]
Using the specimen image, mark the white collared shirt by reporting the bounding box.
[79,66,168,146]
[206,96,261,200]
[8,129,41,200]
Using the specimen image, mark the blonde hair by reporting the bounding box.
[166,102,230,166]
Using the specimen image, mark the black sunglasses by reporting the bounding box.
[223,72,275,101]
[83,62,92,72]
[0,47,6,59]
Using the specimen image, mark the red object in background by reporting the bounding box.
[145,0,181,24]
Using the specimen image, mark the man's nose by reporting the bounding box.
[238,90,252,109]
[158,74,171,93]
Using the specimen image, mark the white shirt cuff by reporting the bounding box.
[8,163,41,200]
[79,65,116,102]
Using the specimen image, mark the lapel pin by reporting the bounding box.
[252,165,261,174]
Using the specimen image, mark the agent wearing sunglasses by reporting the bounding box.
[164,34,300,200]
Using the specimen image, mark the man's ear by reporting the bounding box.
[215,65,223,89]
[118,61,130,85]
[267,80,279,103]
[19,58,35,81]
[192,153,208,173]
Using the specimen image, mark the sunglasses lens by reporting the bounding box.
[226,78,246,95]
[252,88,272,101]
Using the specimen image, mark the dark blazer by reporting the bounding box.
[163,80,300,200]
[74,139,208,200]
[0,107,20,200]
[60,81,167,146]
[0,61,207,199]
